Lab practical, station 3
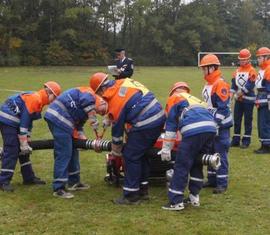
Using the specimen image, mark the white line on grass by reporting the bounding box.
[0,88,24,93]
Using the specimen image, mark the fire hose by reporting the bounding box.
[0,139,221,171]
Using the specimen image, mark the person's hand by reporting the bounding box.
[88,111,99,130]
[102,116,111,129]
[158,149,171,161]
[90,119,99,130]
[78,131,87,140]
[18,134,32,155]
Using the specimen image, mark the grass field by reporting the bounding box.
[0,66,270,235]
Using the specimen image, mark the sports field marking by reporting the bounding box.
[0,88,24,93]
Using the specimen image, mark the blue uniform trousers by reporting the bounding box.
[232,101,254,145]
[168,132,215,204]
[47,121,80,191]
[257,106,270,146]
[207,128,230,188]
[122,125,162,197]
[0,124,35,184]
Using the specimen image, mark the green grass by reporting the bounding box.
[0,66,270,235]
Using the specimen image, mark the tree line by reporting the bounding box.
[0,0,269,66]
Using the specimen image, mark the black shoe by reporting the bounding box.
[0,183,14,192]
[67,182,90,191]
[240,144,249,149]
[213,186,227,194]
[23,177,46,185]
[53,189,74,199]
[162,202,184,211]
[203,181,216,188]
[254,145,270,154]
[113,195,141,205]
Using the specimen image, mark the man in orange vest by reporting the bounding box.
[90,73,165,205]
[254,47,270,153]
[0,82,61,192]
[200,54,232,194]
[44,87,108,199]
[230,49,257,148]
[160,82,217,211]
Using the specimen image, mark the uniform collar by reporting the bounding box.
[121,57,126,62]
[204,69,221,84]
[37,89,49,106]
[260,60,270,70]
[240,63,251,69]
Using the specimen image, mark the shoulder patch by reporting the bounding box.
[221,88,227,95]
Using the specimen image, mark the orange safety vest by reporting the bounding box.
[103,79,149,122]
[20,89,49,114]
[166,92,207,116]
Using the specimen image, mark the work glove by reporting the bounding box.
[158,148,171,161]
[102,116,111,129]
[88,111,99,130]
[18,134,32,155]
[157,131,175,161]
[111,143,123,157]
[77,130,87,140]
[234,90,243,100]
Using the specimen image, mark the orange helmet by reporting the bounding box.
[199,54,221,67]
[95,95,108,115]
[44,81,61,97]
[238,49,251,60]
[169,82,190,96]
[256,47,270,57]
[89,72,109,92]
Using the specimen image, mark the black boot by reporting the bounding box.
[139,184,149,200]
[254,145,270,154]
[23,176,46,185]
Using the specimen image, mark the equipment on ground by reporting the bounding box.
[26,136,220,186]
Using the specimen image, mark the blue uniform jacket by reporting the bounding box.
[44,88,96,135]
[0,92,43,135]
[166,100,217,138]
[111,91,165,145]
[114,57,134,79]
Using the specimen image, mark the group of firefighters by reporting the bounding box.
[0,46,269,211]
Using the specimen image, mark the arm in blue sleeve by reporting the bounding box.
[212,94,230,125]
[111,111,126,145]
[230,78,237,93]
[19,107,32,135]
[265,80,270,93]
[242,79,255,94]
[79,91,96,113]
[165,101,187,132]
[120,59,133,78]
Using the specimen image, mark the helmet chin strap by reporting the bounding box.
[48,93,55,102]
[44,87,55,102]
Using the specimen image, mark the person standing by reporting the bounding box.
[254,47,270,154]
[0,82,61,192]
[200,54,232,194]
[230,49,257,148]
[90,72,165,205]
[113,48,134,80]
[44,86,108,199]
[160,82,217,211]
